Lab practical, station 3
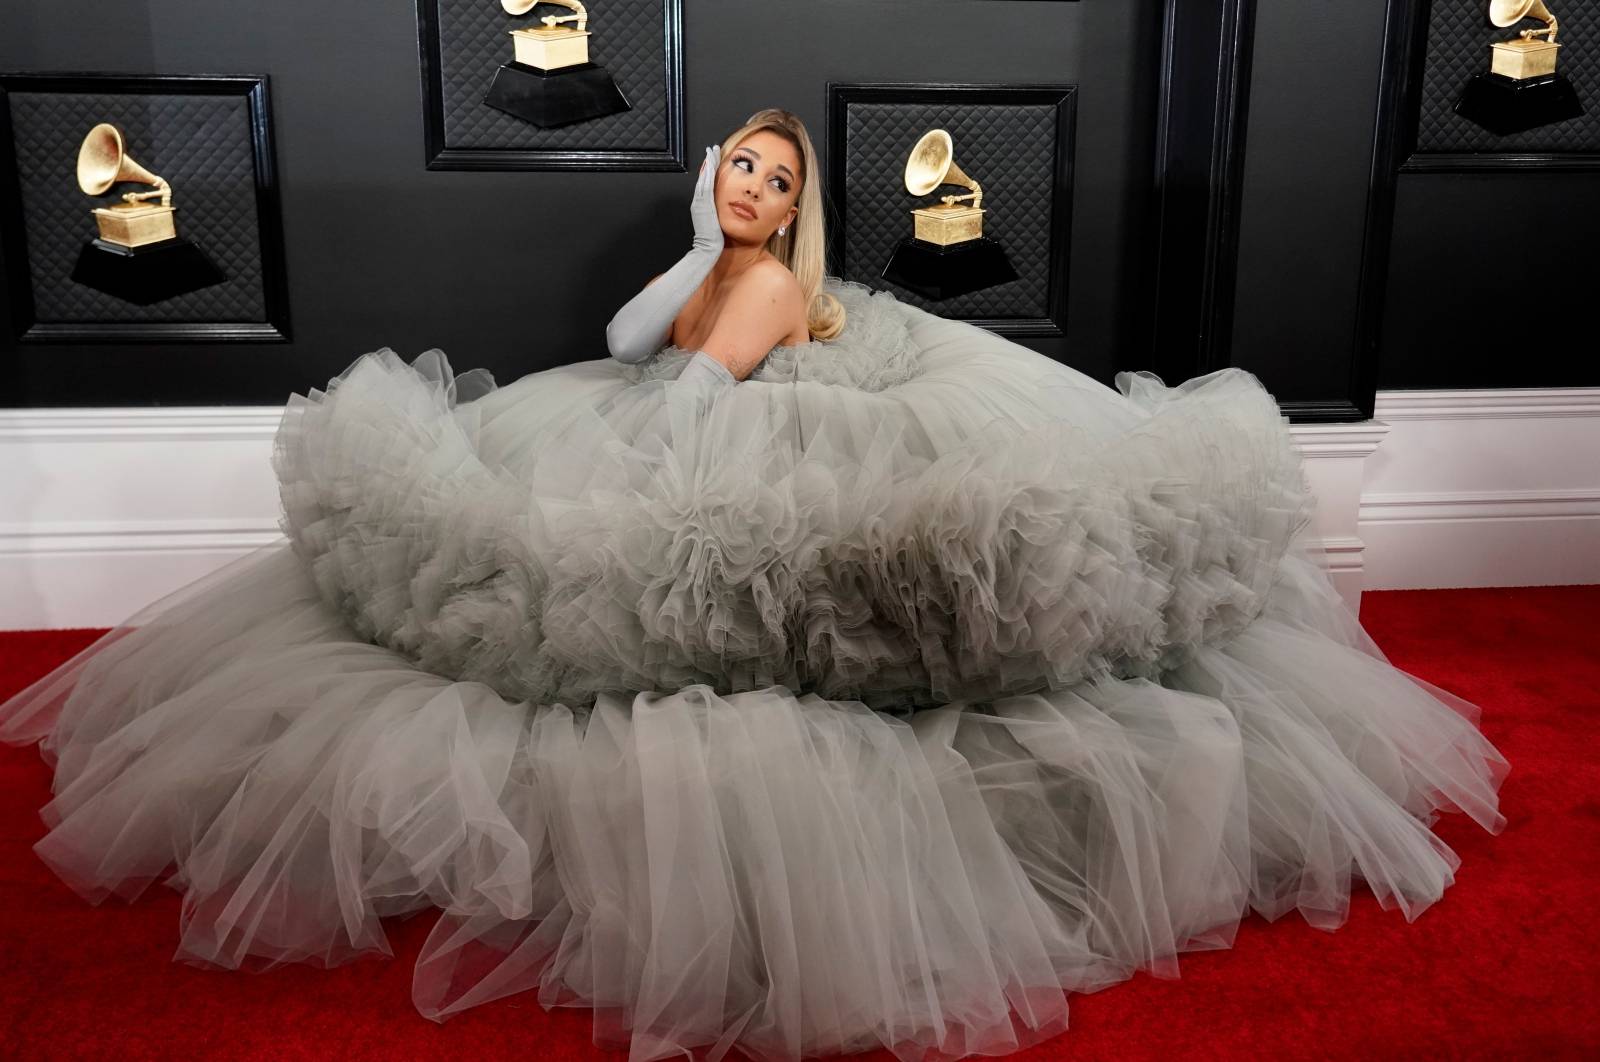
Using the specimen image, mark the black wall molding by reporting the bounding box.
[1402,152,1600,172]
[1347,0,1434,423]
[1143,0,1256,397]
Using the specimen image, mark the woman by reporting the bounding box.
[605,125,825,380]
[0,107,1508,1062]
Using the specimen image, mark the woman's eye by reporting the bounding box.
[734,156,788,192]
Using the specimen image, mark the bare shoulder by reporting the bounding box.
[731,258,804,314]
[747,258,802,295]
[700,261,806,378]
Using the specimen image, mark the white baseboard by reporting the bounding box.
[1360,388,1600,590]
[1284,422,1390,613]
[2,387,1593,630]
[0,407,285,630]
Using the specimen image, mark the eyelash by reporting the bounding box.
[732,155,789,192]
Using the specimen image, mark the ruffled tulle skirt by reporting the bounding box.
[0,278,1508,1061]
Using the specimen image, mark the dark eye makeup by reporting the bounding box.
[732,153,790,193]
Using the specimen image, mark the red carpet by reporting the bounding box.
[2,586,1596,1060]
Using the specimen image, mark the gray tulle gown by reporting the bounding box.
[0,276,1509,1061]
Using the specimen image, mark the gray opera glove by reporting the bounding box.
[672,348,739,415]
[677,349,736,390]
[668,350,737,418]
[606,144,725,364]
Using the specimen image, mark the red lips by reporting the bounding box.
[729,202,756,220]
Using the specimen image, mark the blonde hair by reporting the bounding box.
[718,108,846,342]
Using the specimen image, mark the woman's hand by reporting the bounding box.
[690,144,723,255]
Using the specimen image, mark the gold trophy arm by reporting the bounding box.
[938,160,982,213]
[939,179,983,212]
[122,180,173,208]
[1521,17,1557,44]
[543,0,588,33]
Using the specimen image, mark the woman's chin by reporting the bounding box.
[719,223,769,247]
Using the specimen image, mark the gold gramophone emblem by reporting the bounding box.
[1489,0,1562,80]
[69,122,225,304]
[903,129,984,247]
[77,122,177,248]
[502,0,590,71]
[1454,0,1583,134]
[879,127,1017,300]
[483,0,630,127]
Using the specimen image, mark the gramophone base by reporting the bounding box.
[70,237,226,306]
[880,236,1019,301]
[483,61,631,128]
[1454,72,1584,136]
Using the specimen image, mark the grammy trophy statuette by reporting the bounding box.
[483,0,631,128]
[69,123,225,306]
[880,129,1018,301]
[1455,0,1584,135]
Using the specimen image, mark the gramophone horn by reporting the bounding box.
[905,129,953,195]
[904,128,982,212]
[1490,0,1558,39]
[502,0,586,16]
[75,123,164,197]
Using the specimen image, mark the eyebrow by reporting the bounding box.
[736,147,795,182]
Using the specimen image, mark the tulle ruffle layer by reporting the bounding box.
[0,539,1506,1062]
[0,276,1509,1060]
[274,278,1317,712]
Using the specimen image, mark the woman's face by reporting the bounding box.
[716,130,801,242]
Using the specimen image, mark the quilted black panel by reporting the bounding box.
[839,99,1064,320]
[433,0,666,149]
[1418,0,1598,152]
[7,90,266,321]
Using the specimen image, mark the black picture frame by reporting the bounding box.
[416,0,686,171]
[1396,0,1600,174]
[0,71,290,344]
[825,82,1077,337]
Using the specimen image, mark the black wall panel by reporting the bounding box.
[1230,0,1389,408]
[0,0,1162,408]
[1380,172,1596,389]
[1374,0,1599,390]
[7,1,1590,411]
